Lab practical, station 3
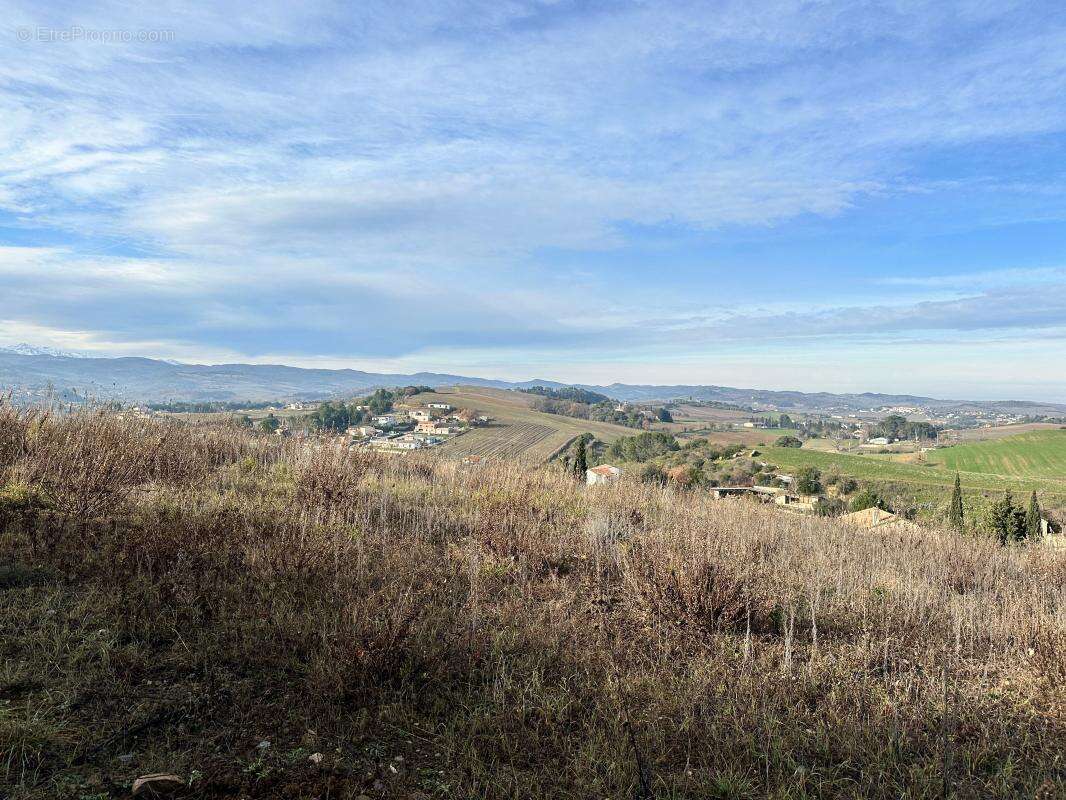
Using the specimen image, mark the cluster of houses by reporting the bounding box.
[349,402,490,452]
[585,462,921,531]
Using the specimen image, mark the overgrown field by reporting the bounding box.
[1,405,1064,799]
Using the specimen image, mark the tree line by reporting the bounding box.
[948,474,1045,543]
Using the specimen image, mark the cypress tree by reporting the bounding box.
[991,490,1014,545]
[573,437,588,478]
[1025,491,1042,540]
[948,473,964,532]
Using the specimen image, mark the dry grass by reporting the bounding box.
[0,402,1063,799]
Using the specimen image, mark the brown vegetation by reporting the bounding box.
[1,403,1063,798]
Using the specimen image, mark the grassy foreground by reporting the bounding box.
[1,406,1064,799]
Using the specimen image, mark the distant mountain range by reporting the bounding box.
[0,343,92,359]
[2,345,1065,415]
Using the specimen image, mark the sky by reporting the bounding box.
[2,1,1066,401]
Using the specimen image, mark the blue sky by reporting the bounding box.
[2,1,1066,400]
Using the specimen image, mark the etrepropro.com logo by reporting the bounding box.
[17,26,175,43]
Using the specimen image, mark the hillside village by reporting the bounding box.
[352,401,491,452]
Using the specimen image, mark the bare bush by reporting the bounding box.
[18,409,169,517]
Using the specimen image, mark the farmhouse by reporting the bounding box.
[373,414,398,426]
[586,464,623,485]
[428,403,452,411]
[774,493,817,512]
[409,409,433,422]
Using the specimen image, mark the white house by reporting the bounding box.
[867,436,891,445]
[428,402,452,410]
[586,464,623,485]
[373,414,398,426]
[409,409,433,422]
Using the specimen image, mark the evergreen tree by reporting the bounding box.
[573,437,588,478]
[258,413,281,434]
[948,473,965,532]
[989,490,1026,544]
[1025,491,1042,540]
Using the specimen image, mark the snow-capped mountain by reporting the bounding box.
[0,343,91,359]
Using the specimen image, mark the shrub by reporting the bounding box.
[848,488,885,513]
[813,497,845,517]
[774,435,803,448]
[838,476,859,494]
[793,465,822,495]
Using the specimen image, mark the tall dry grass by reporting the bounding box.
[0,403,1063,799]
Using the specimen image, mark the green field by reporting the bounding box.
[764,438,1066,501]
[926,430,1066,479]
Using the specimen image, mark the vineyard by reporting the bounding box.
[438,422,560,462]
[408,386,641,463]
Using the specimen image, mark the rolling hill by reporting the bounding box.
[3,346,1066,415]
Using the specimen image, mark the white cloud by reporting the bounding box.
[1,1,1065,395]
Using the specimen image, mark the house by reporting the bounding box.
[750,485,785,498]
[867,436,891,446]
[774,493,817,511]
[428,402,452,411]
[368,434,400,448]
[586,464,623,485]
[416,421,460,435]
[710,487,753,499]
[373,414,397,426]
[409,409,433,422]
[841,507,899,528]
[841,507,922,533]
